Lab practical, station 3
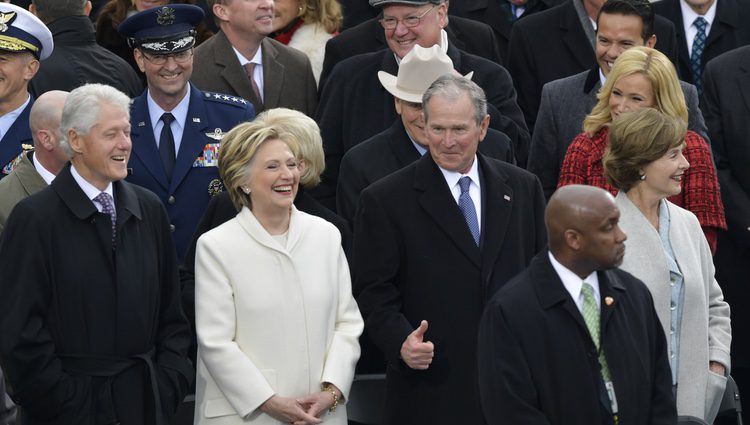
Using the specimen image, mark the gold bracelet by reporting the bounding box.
[322,383,339,412]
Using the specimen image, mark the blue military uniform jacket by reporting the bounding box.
[127,83,254,260]
[0,99,33,180]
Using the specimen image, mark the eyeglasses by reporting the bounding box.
[379,5,437,30]
[141,48,193,66]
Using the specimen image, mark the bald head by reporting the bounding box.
[30,90,70,176]
[546,185,627,278]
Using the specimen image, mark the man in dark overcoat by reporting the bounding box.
[353,75,546,425]
[0,83,193,425]
[478,185,676,424]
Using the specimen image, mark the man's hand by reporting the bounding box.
[400,320,434,370]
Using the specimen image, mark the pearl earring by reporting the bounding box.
[639,174,646,181]
[242,186,251,194]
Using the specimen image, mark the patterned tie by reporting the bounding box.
[94,192,116,249]
[581,282,611,382]
[690,17,708,95]
[159,112,176,180]
[244,62,264,108]
[458,176,480,246]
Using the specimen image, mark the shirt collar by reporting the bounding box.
[147,84,191,132]
[548,250,600,310]
[70,163,114,202]
[437,154,480,192]
[0,94,30,139]
[681,0,717,29]
[233,44,264,67]
[32,152,57,185]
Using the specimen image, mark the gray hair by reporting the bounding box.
[31,0,88,23]
[422,74,488,125]
[60,84,131,157]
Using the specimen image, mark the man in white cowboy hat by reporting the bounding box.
[337,44,514,225]
[353,73,546,425]
[0,2,52,181]
[313,0,530,211]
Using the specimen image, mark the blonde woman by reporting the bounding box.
[557,46,725,253]
[194,111,362,424]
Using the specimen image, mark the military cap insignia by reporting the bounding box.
[207,179,225,197]
[156,6,176,26]
[0,12,16,33]
[206,128,224,140]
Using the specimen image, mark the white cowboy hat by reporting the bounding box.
[377,44,473,103]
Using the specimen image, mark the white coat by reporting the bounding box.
[616,192,731,422]
[194,206,363,424]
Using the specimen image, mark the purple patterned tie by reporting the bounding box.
[95,192,116,249]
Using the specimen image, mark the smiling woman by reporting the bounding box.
[557,46,725,253]
[193,110,363,425]
[602,108,731,424]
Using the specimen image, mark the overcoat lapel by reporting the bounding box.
[385,120,421,168]
[214,31,256,105]
[415,154,481,267]
[736,36,750,113]
[380,51,398,129]
[261,39,283,110]
[477,154,513,282]
[560,1,595,70]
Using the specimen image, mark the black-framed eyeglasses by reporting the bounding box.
[379,5,437,30]
[141,48,193,66]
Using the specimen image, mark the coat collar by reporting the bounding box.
[584,66,601,94]
[736,47,750,113]
[52,163,143,223]
[235,204,302,255]
[47,15,97,45]
[559,0,596,70]
[529,250,626,343]
[385,119,422,168]
[211,31,257,106]
[14,151,47,195]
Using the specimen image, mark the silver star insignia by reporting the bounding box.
[214,93,221,99]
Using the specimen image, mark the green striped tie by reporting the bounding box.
[581,282,611,382]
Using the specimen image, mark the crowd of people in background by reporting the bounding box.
[0,0,748,424]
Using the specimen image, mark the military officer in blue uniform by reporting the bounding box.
[0,3,52,180]
[118,5,255,260]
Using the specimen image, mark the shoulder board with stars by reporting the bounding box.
[203,91,250,108]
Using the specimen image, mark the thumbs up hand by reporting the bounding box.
[400,320,435,370]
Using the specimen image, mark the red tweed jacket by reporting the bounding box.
[558,126,726,253]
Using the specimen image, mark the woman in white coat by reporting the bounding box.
[602,108,731,423]
[194,111,363,424]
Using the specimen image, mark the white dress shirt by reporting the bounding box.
[233,45,265,102]
[438,155,482,234]
[549,251,601,312]
[148,84,191,156]
[71,164,114,212]
[681,0,717,54]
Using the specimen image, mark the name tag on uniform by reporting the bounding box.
[193,143,220,167]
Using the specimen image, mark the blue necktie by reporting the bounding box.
[458,176,480,246]
[691,17,708,95]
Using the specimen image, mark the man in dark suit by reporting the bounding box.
[191,0,317,116]
[653,0,750,95]
[339,0,379,29]
[28,0,143,98]
[507,0,679,131]
[0,3,52,180]
[478,184,676,424]
[0,83,193,425]
[528,0,706,199]
[319,11,503,89]
[337,44,514,225]
[702,45,750,398]
[354,75,546,425]
[449,0,565,61]
[315,0,529,210]
[118,5,255,261]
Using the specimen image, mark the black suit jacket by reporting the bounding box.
[654,0,750,86]
[702,45,750,366]
[507,0,678,130]
[337,119,515,224]
[354,153,546,425]
[478,252,676,425]
[314,45,529,209]
[318,15,503,90]
[449,0,565,61]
